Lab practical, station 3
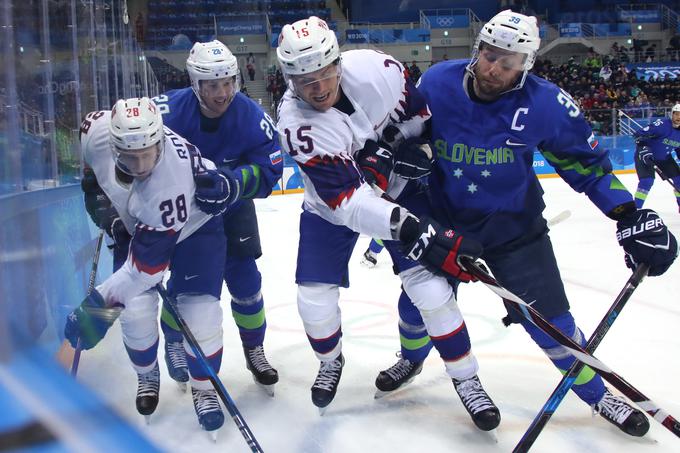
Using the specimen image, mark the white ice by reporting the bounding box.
[76,174,680,453]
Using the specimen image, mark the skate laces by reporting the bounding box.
[193,389,221,416]
[384,353,415,381]
[593,390,633,424]
[454,376,495,414]
[246,345,273,372]
[166,341,188,370]
[137,364,160,397]
[313,357,343,391]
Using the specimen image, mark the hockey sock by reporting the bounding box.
[160,301,184,343]
[397,291,432,362]
[369,238,384,254]
[231,293,266,348]
[521,311,605,405]
[634,177,654,208]
[187,347,223,389]
[125,337,160,374]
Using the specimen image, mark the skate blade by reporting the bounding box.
[258,383,275,397]
[373,377,416,399]
[486,428,498,443]
[207,430,218,443]
[144,415,152,425]
[176,381,188,393]
[318,406,329,416]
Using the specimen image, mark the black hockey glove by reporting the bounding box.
[81,167,129,245]
[356,140,394,191]
[616,209,678,277]
[194,167,241,216]
[638,145,654,166]
[64,289,122,350]
[393,137,434,180]
[396,212,483,282]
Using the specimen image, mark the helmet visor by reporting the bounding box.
[113,143,161,177]
[478,43,528,71]
[290,63,341,93]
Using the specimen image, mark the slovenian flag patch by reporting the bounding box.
[587,133,598,150]
[269,150,283,165]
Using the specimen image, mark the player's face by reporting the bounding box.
[291,64,341,112]
[473,44,526,100]
[199,77,236,118]
[672,111,680,128]
[114,143,161,178]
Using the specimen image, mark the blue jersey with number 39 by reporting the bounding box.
[153,88,283,199]
[417,60,634,248]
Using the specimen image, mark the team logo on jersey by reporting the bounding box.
[587,133,598,150]
[269,150,283,165]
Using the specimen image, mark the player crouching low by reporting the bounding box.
[65,97,230,438]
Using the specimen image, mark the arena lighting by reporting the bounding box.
[425,45,430,50]
[240,37,244,43]
[637,25,642,30]
[627,38,632,44]
[444,30,449,36]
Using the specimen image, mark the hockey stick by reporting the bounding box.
[547,210,571,227]
[460,257,680,439]
[55,230,105,375]
[513,264,649,452]
[155,284,263,453]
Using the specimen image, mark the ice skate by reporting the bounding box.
[311,354,344,415]
[374,352,423,399]
[136,362,160,424]
[360,249,378,268]
[453,375,500,432]
[593,388,649,437]
[192,387,224,439]
[164,340,188,392]
[243,345,279,396]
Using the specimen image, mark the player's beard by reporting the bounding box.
[473,73,512,100]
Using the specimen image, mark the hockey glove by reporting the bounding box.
[638,146,654,166]
[393,137,434,180]
[356,140,394,191]
[194,167,241,216]
[82,167,129,245]
[64,289,122,350]
[397,213,483,282]
[616,209,678,277]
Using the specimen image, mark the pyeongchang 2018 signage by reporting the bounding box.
[628,62,680,81]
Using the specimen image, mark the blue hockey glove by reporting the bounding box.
[393,137,434,180]
[616,209,678,277]
[396,212,483,282]
[64,289,122,350]
[638,146,654,166]
[194,168,241,216]
[82,167,130,245]
[357,140,394,191]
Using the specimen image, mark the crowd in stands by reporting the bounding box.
[533,48,680,135]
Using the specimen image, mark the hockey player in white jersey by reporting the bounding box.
[276,16,500,430]
[64,97,228,435]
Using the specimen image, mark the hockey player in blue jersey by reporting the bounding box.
[381,9,678,437]
[152,40,283,394]
[633,103,680,211]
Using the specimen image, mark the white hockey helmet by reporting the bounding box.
[186,40,240,104]
[468,10,541,91]
[672,103,680,113]
[109,97,164,177]
[276,16,340,76]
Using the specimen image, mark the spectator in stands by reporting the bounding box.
[409,61,422,83]
[584,49,602,71]
[645,44,656,62]
[135,12,145,43]
[246,52,256,81]
[599,64,612,82]
[669,34,680,61]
